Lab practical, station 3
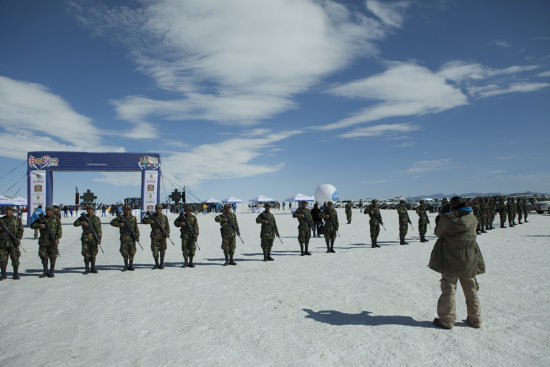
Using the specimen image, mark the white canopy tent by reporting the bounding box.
[222,197,243,203]
[205,198,221,203]
[11,197,27,206]
[285,193,315,202]
[249,195,275,203]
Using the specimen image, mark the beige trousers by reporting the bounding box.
[437,274,481,327]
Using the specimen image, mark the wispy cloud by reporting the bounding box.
[322,63,467,130]
[340,123,420,138]
[497,155,519,160]
[362,179,391,185]
[438,61,539,82]
[488,170,507,174]
[468,82,550,97]
[405,159,451,174]
[366,0,410,28]
[495,40,512,48]
[537,70,550,77]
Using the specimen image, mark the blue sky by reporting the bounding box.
[1,0,549,204]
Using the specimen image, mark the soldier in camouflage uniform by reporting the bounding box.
[497,198,507,228]
[110,205,140,272]
[506,198,516,227]
[479,198,488,231]
[73,205,102,274]
[256,203,279,261]
[0,206,24,280]
[142,204,170,270]
[396,200,410,245]
[516,199,523,224]
[174,205,199,268]
[292,201,313,256]
[215,204,240,266]
[364,199,382,248]
[321,201,339,253]
[415,200,429,242]
[345,201,352,224]
[521,199,529,223]
[472,199,484,234]
[31,205,62,278]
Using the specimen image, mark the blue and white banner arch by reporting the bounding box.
[26,152,161,225]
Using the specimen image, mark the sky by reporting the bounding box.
[0,0,549,205]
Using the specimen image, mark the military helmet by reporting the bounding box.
[264,202,271,208]
[123,204,132,211]
[86,204,95,210]
[224,204,232,210]
[155,204,163,210]
[4,205,14,211]
[45,205,54,211]
[185,204,193,212]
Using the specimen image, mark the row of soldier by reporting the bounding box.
[0,197,530,280]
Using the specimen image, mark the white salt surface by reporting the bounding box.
[1,209,549,366]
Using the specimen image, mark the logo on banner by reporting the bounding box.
[139,156,160,170]
[29,155,59,169]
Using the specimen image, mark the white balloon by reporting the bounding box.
[314,184,339,204]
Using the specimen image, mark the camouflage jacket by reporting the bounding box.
[345,202,352,214]
[31,214,62,245]
[215,213,240,237]
[0,214,23,245]
[415,206,429,224]
[364,205,382,225]
[142,212,170,239]
[256,211,278,239]
[292,207,313,230]
[174,213,199,239]
[110,214,140,241]
[73,214,102,241]
[396,205,409,224]
[321,207,339,232]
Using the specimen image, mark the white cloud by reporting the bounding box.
[362,179,391,184]
[93,172,141,187]
[340,123,420,138]
[161,129,303,187]
[468,82,550,97]
[495,40,512,48]
[405,159,451,174]
[438,61,539,82]
[538,71,550,77]
[70,0,404,126]
[322,63,467,130]
[488,170,507,174]
[366,0,410,28]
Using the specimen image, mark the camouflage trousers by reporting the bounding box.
[346,212,352,223]
[517,211,523,222]
[418,221,427,237]
[399,222,408,239]
[221,235,236,256]
[150,238,167,259]
[324,230,336,244]
[261,237,274,251]
[0,242,20,267]
[181,237,196,258]
[39,244,58,262]
[508,212,514,225]
[120,239,136,258]
[499,212,507,226]
[297,227,311,244]
[81,239,99,261]
[437,274,481,328]
[523,209,528,221]
[369,221,380,241]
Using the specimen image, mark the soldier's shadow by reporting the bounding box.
[302,309,433,328]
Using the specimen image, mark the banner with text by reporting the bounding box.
[29,170,46,213]
[142,170,158,212]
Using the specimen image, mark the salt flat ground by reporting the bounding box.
[1,209,549,367]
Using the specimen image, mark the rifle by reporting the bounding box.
[38,214,60,256]
[425,212,432,229]
[145,212,176,247]
[405,209,414,230]
[117,213,143,250]
[225,213,244,244]
[262,212,283,244]
[177,213,200,251]
[297,208,314,234]
[0,220,26,253]
[324,210,340,238]
[80,213,104,254]
[373,210,387,231]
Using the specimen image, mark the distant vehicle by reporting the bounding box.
[534,201,550,214]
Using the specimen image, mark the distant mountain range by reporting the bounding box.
[406,191,548,200]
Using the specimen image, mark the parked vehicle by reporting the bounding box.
[534,200,550,214]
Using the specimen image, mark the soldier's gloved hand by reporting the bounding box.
[82,222,89,227]
[119,223,125,228]
[40,224,45,229]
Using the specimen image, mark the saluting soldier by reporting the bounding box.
[292,200,313,256]
[73,205,102,274]
[416,200,429,242]
[31,205,62,278]
[364,199,382,248]
[174,205,199,268]
[142,204,170,270]
[110,204,140,272]
[215,204,240,266]
[345,201,352,224]
[396,200,409,245]
[0,206,24,280]
[321,201,339,253]
[256,203,279,261]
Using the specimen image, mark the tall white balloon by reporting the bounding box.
[314,184,339,204]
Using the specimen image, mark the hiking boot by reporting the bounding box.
[466,317,481,329]
[433,318,453,329]
[91,260,98,273]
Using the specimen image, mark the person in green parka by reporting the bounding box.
[429,196,485,330]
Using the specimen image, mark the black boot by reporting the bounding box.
[304,244,311,255]
[375,238,380,248]
[0,265,7,280]
[182,257,188,268]
[152,257,159,270]
[300,244,304,256]
[263,251,268,262]
[223,254,229,266]
[329,241,335,253]
[188,256,195,268]
[12,265,20,280]
[47,259,56,278]
[84,261,90,275]
[229,255,236,265]
[267,250,274,261]
[326,244,330,253]
[159,256,164,269]
[91,259,98,273]
[122,257,129,272]
[39,260,49,278]
[128,258,135,271]
[501,224,505,228]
